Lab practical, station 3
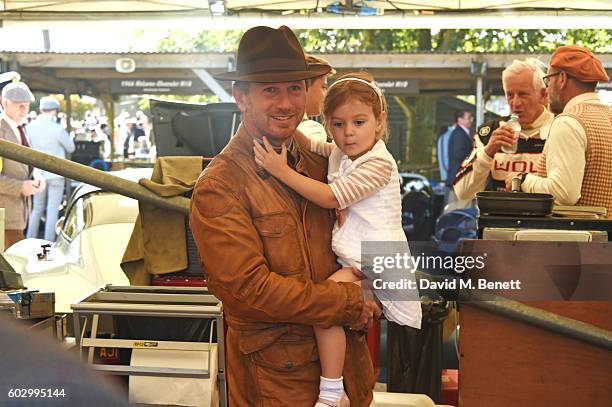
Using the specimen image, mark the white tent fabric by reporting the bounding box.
[2,0,612,14]
[1,1,611,30]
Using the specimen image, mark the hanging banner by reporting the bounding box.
[376,79,420,94]
[110,78,206,94]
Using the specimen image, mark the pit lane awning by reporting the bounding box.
[2,1,612,13]
[1,1,612,29]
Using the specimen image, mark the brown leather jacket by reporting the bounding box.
[190,125,375,406]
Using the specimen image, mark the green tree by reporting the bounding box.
[294,29,612,53]
[401,30,442,169]
[156,30,243,52]
[53,94,94,121]
[153,28,612,168]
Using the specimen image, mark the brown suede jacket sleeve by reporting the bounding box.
[189,172,364,328]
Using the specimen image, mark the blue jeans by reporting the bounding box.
[27,178,65,241]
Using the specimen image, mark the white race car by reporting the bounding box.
[5,169,150,312]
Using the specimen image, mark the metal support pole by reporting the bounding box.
[475,76,484,127]
[101,94,115,158]
[193,68,232,102]
[0,208,4,253]
[42,29,51,52]
[64,92,72,134]
[0,139,190,214]
[471,60,487,127]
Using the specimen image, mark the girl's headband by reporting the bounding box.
[327,77,385,111]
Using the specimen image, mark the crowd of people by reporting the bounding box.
[0,74,153,247]
[69,110,153,161]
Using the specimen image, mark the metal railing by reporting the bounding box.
[0,139,189,215]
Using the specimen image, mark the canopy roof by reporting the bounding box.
[2,1,612,14]
[2,1,612,24]
[1,1,610,30]
[2,50,611,97]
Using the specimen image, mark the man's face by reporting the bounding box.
[545,67,565,115]
[503,69,547,125]
[305,76,327,117]
[1,100,30,124]
[234,81,306,145]
[457,112,474,129]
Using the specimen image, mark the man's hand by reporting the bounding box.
[21,180,40,196]
[504,172,520,191]
[35,178,46,193]
[335,209,347,227]
[348,273,383,331]
[253,136,289,178]
[484,125,518,158]
[21,179,47,196]
[349,298,382,331]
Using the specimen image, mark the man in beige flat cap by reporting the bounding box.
[507,45,612,216]
[0,82,45,249]
[0,71,21,113]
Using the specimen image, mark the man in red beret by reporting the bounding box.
[189,26,380,406]
[507,45,612,216]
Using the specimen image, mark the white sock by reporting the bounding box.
[315,376,344,405]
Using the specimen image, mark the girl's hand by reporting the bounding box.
[335,209,347,227]
[253,136,289,178]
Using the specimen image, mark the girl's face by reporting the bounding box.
[328,97,385,160]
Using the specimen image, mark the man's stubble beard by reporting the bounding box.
[549,94,563,115]
[243,113,298,147]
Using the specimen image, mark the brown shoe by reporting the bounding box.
[315,391,350,407]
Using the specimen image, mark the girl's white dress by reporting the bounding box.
[311,139,422,329]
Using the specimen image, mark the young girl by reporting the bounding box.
[253,72,421,407]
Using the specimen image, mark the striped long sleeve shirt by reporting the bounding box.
[310,139,394,209]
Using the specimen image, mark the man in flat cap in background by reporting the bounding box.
[508,45,612,216]
[189,25,380,406]
[298,54,336,143]
[26,96,75,241]
[0,82,45,249]
[0,71,21,114]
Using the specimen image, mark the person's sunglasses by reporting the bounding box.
[543,71,563,87]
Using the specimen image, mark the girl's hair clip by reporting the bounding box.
[328,77,385,111]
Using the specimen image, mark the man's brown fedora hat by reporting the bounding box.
[214,25,331,83]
